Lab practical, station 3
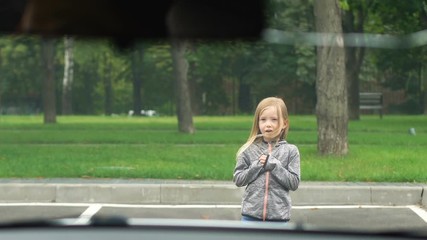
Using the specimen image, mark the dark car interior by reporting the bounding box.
[1,0,265,49]
[0,0,426,239]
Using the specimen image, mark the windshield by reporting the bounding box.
[0,0,426,237]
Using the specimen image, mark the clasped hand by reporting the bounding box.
[259,142,272,166]
[259,154,269,166]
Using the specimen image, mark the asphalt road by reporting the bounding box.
[1,179,426,234]
[1,203,426,233]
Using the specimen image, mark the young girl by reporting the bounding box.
[233,97,300,222]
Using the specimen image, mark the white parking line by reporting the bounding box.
[97,204,242,208]
[408,205,427,223]
[293,205,412,209]
[73,204,103,225]
[0,203,91,207]
[0,203,422,210]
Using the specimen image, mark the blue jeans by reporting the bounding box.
[241,215,289,223]
[241,215,261,222]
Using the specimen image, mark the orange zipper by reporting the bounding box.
[262,171,270,221]
[262,142,272,221]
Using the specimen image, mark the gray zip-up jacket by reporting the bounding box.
[233,139,300,221]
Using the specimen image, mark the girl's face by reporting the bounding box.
[258,106,286,142]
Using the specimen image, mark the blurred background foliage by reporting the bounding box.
[0,0,426,117]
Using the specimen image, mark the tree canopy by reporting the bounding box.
[1,0,426,117]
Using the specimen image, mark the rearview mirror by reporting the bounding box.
[2,0,265,47]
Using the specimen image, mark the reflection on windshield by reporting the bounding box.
[0,0,426,235]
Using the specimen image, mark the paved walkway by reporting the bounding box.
[0,179,425,207]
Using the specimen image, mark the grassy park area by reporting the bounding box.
[0,115,426,183]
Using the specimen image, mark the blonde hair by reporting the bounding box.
[236,97,289,158]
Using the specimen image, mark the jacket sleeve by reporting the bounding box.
[233,151,264,187]
[267,145,300,191]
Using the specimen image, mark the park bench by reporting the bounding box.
[359,92,383,118]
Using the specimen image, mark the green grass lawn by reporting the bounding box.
[0,115,426,183]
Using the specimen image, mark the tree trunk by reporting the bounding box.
[422,62,427,114]
[131,44,144,116]
[343,3,366,120]
[238,83,252,114]
[421,10,427,114]
[62,36,74,115]
[346,47,364,120]
[171,39,195,134]
[314,0,348,155]
[0,48,3,112]
[41,38,56,124]
[104,54,113,116]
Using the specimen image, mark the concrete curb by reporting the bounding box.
[0,179,425,207]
